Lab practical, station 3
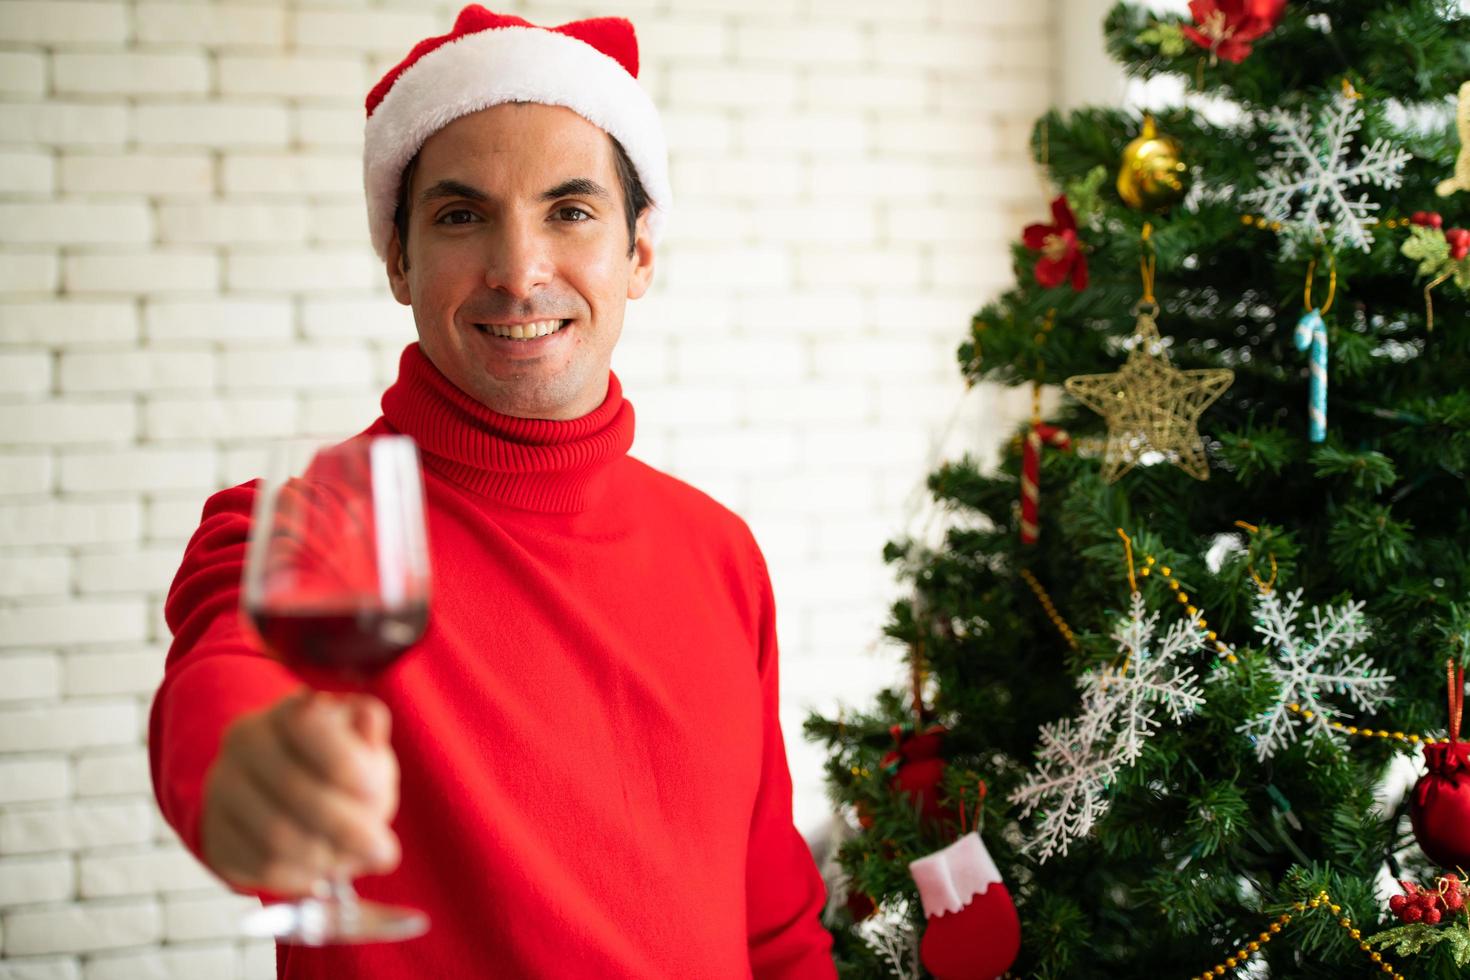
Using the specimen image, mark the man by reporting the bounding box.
[149,6,837,978]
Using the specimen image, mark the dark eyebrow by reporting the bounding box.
[539,178,611,203]
[418,177,612,207]
[419,179,488,206]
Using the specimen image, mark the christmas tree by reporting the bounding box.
[808,2,1470,977]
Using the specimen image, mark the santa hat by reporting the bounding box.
[362,5,671,262]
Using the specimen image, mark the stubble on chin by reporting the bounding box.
[462,361,596,421]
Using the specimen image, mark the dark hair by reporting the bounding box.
[392,130,650,271]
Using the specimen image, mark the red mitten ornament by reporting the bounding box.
[909,831,1021,980]
[881,723,958,827]
[1411,662,1469,871]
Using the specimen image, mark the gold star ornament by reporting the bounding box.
[1064,311,1234,482]
[1437,80,1470,197]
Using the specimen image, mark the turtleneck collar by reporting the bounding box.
[380,343,634,514]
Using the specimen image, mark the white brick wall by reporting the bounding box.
[0,0,1056,973]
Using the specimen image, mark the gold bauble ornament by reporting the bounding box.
[1116,115,1190,212]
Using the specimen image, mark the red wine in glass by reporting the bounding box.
[240,434,431,945]
[249,604,428,685]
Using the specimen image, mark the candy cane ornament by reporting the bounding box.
[1296,255,1335,443]
[1019,421,1071,544]
[1294,311,1328,442]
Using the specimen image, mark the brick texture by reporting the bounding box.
[0,0,1055,974]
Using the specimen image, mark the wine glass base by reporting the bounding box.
[244,896,429,946]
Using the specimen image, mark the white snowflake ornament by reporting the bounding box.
[1242,90,1412,256]
[1011,592,1208,862]
[857,897,921,980]
[1010,715,1118,862]
[1237,587,1395,760]
[1078,593,1208,766]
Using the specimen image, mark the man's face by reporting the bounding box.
[386,102,655,420]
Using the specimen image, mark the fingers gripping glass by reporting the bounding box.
[239,436,431,944]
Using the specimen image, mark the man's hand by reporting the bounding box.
[200,688,401,895]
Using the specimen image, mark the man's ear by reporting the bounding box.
[386,229,412,306]
[626,209,655,301]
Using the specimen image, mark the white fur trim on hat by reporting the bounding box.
[363,24,671,261]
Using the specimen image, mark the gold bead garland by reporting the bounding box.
[1284,702,1448,746]
[1239,212,1413,233]
[1240,213,1286,233]
[1135,551,1239,665]
[1188,890,1404,980]
[1019,568,1079,651]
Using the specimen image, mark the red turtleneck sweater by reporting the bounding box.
[149,344,836,979]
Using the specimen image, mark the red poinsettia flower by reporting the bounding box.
[1181,0,1287,64]
[1022,195,1088,291]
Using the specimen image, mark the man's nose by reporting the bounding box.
[483,218,553,298]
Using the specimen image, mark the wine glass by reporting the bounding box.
[238,435,431,945]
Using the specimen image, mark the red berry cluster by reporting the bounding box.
[1388,873,1466,925]
[1410,212,1470,260]
[1447,228,1470,261]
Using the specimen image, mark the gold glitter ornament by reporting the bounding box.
[1064,311,1234,482]
[1116,115,1190,212]
[1437,80,1470,197]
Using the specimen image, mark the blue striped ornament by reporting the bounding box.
[1294,311,1327,443]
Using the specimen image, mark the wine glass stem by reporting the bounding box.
[326,870,360,931]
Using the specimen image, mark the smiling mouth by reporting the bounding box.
[474,319,570,340]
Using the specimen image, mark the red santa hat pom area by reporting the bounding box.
[908,831,1021,980]
[362,4,672,261]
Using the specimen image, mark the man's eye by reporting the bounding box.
[437,209,477,225]
[557,207,591,222]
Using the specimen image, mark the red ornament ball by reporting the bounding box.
[1410,741,1470,871]
[845,889,876,922]
[881,724,958,827]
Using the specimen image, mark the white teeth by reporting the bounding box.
[482,319,564,340]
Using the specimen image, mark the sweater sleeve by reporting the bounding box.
[744,540,838,979]
[148,482,301,878]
